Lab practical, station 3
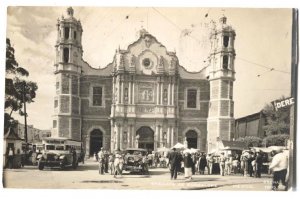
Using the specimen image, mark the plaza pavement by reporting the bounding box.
[2,159,284,191]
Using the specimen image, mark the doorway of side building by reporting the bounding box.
[89,129,103,156]
[136,126,154,152]
[186,130,198,149]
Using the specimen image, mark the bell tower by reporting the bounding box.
[207,15,236,153]
[52,7,83,141]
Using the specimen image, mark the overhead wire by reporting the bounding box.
[236,57,290,74]
[150,7,290,77]
[81,7,138,68]
[57,7,291,93]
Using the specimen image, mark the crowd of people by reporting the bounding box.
[92,147,278,179]
[166,147,289,190]
[165,148,286,179]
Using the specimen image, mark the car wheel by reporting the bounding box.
[38,162,44,170]
[60,163,65,170]
[72,161,78,169]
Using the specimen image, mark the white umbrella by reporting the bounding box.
[157,147,170,152]
[267,146,286,151]
[189,148,199,154]
[172,143,186,149]
[183,149,189,153]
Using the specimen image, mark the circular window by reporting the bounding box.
[143,58,151,67]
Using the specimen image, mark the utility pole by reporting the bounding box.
[289,8,298,191]
[22,81,28,146]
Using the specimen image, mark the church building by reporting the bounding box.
[51,7,236,156]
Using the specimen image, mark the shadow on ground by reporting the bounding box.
[81,180,123,183]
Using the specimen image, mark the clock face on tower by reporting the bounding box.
[138,50,158,74]
[142,58,153,69]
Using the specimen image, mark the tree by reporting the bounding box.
[262,98,290,136]
[262,134,290,147]
[4,38,38,134]
[236,136,263,148]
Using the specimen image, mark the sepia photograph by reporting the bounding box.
[1,1,298,193]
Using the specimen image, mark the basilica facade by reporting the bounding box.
[51,8,236,156]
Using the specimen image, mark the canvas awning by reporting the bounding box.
[172,143,186,149]
[219,140,246,151]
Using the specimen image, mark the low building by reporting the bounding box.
[3,128,24,168]
[234,111,267,139]
[13,122,51,144]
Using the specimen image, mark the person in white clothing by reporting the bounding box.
[7,147,14,169]
[98,148,105,174]
[269,149,288,191]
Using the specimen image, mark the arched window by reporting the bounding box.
[223,36,229,47]
[64,27,70,39]
[223,55,229,69]
[74,31,77,39]
[63,48,69,63]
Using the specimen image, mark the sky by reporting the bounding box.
[4,6,293,130]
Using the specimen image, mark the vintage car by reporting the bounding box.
[123,148,149,174]
[38,137,81,170]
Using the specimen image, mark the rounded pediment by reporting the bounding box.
[112,31,179,75]
[137,50,158,75]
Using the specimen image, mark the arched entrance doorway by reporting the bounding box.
[89,129,103,156]
[136,126,154,152]
[186,130,198,149]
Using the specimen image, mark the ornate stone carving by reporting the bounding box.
[137,106,155,113]
[130,55,136,67]
[124,88,128,102]
[144,36,152,48]
[139,88,153,102]
[170,57,177,69]
[159,56,164,67]
[119,54,125,68]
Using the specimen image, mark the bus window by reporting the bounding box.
[46,145,55,150]
[56,146,64,150]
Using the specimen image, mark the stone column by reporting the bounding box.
[110,121,114,152]
[156,81,160,105]
[120,125,123,150]
[155,125,159,149]
[85,134,90,158]
[132,81,135,104]
[160,126,163,148]
[116,124,120,150]
[167,126,170,148]
[160,82,163,105]
[168,81,171,105]
[157,125,161,148]
[69,26,72,40]
[127,125,131,147]
[121,77,124,104]
[118,77,121,104]
[60,46,63,63]
[171,127,174,147]
[132,125,136,148]
[197,135,201,150]
[112,76,116,103]
[61,25,65,41]
[131,125,134,148]
[128,81,132,104]
[172,79,175,106]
